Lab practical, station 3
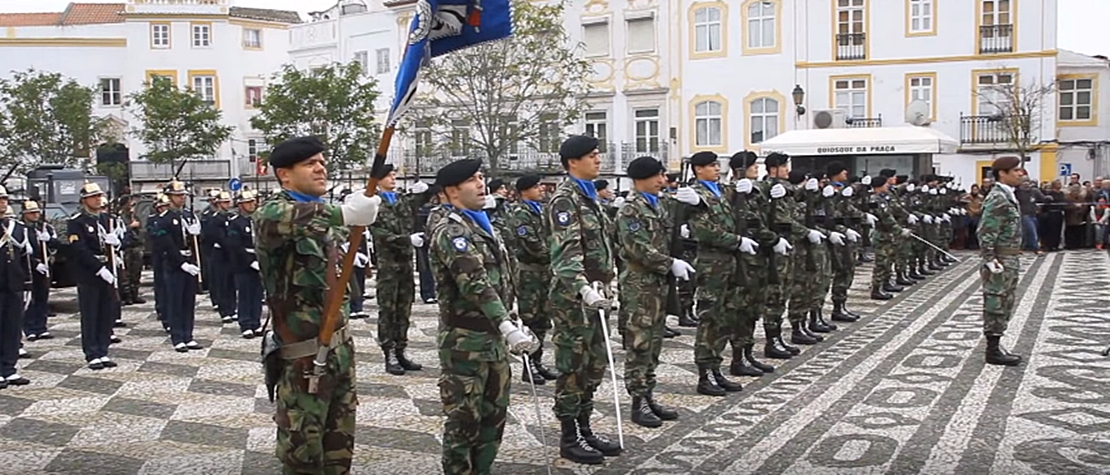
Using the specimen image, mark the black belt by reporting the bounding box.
[443,313,497,333]
[772,223,792,234]
[744,218,761,229]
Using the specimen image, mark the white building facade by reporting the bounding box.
[0,0,300,191]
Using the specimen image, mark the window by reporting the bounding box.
[694,101,723,147]
[583,22,610,57]
[976,71,1014,115]
[835,0,866,60]
[498,116,520,156]
[634,108,660,153]
[151,23,170,49]
[192,75,216,104]
[693,7,722,53]
[834,77,869,118]
[245,86,263,107]
[146,70,176,86]
[538,114,561,153]
[749,97,779,144]
[584,111,608,153]
[450,120,470,156]
[626,17,655,54]
[746,1,776,50]
[353,51,369,75]
[908,75,934,116]
[908,0,934,34]
[375,48,391,74]
[243,28,262,49]
[192,23,211,47]
[100,78,122,106]
[979,0,1013,54]
[1059,77,1094,122]
[414,120,433,156]
[248,139,259,161]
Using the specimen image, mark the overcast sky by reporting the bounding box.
[2,0,1107,57]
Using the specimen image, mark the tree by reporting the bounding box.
[974,72,1056,162]
[409,0,593,173]
[250,62,382,175]
[126,78,233,167]
[0,69,106,181]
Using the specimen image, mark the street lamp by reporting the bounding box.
[792,84,806,115]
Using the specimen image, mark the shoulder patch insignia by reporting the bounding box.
[556,211,571,226]
[452,236,469,252]
[68,235,79,243]
[627,219,642,232]
[516,225,527,236]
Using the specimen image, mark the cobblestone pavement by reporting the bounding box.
[1,250,1108,474]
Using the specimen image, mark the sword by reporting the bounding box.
[591,281,625,450]
[517,352,552,475]
[909,232,960,262]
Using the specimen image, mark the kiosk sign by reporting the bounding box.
[816,145,898,154]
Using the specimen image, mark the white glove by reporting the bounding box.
[829,231,846,246]
[612,197,626,208]
[354,252,370,268]
[578,285,611,309]
[772,237,792,255]
[865,213,877,226]
[185,220,201,235]
[923,215,934,224]
[213,242,222,249]
[340,192,382,226]
[679,224,690,239]
[940,188,948,195]
[929,189,938,196]
[410,232,425,247]
[907,183,916,192]
[36,230,50,242]
[942,213,951,222]
[807,229,826,244]
[340,242,350,254]
[735,178,753,194]
[770,183,787,199]
[985,259,1004,274]
[739,237,759,255]
[901,228,912,237]
[102,232,120,247]
[845,229,861,242]
[907,214,919,225]
[180,262,200,276]
[410,181,429,194]
[669,258,695,281]
[483,195,497,209]
[922,185,930,192]
[96,267,115,285]
[842,186,854,197]
[948,208,958,215]
[35,263,48,275]
[862,176,872,185]
[249,261,260,272]
[674,187,700,205]
[499,320,539,354]
[822,185,835,197]
[805,178,819,191]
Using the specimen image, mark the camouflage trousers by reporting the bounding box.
[787,243,828,323]
[122,248,143,300]
[438,355,510,475]
[871,235,897,289]
[762,246,794,330]
[693,253,738,369]
[808,243,833,311]
[376,257,415,351]
[275,341,357,475]
[729,253,766,348]
[550,283,609,419]
[515,267,551,336]
[619,272,666,397]
[981,256,1020,334]
[896,230,914,274]
[830,238,857,303]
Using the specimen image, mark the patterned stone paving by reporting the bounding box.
[1,251,1108,474]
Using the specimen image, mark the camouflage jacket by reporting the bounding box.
[726,181,780,248]
[506,201,549,268]
[546,178,615,291]
[616,191,673,279]
[370,192,418,259]
[686,180,740,258]
[429,208,511,362]
[760,178,810,243]
[831,185,866,234]
[254,190,350,343]
[977,184,1021,261]
[868,192,904,236]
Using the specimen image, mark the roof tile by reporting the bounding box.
[60,3,125,26]
[0,13,63,27]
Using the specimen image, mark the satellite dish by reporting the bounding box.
[905,100,932,126]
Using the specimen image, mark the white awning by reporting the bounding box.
[757,126,959,156]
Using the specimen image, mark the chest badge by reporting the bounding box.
[627,220,641,232]
[87,226,95,233]
[245,226,251,234]
[452,237,468,252]
[173,219,179,225]
[556,211,571,226]
[516,225,527,236]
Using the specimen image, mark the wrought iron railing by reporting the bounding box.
[846,115,882,128]
[835,33,866,61]
[959,113,1029,145]
[390,141,672,178]
[979,24,1014,54]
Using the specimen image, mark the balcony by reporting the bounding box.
[846,115,882,128]
[959,113,1029,145]
[835,33,866,61]
[391,141,672,178]
[979,24,1014,54]
[129,159,231,182]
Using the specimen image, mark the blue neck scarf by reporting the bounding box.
[285,189,325,203]
[699,180,721,199]
[462,209,494,236]
[571,177,598,201]
[380,191,397,205]
[523,199,542,215]
[639,191,659,208]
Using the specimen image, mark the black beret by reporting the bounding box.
[627,156,666,180]
[434,159,482,188]
[870,176,887,189]
[826,161,847,178]
[488,178,505,193]
[559,135,599,162]
[765,152,790,168]
[515,175,541,192]
[879,168,897,178]
[689,151,718,167]
[371,163,395,180]
[895,174,908,185]
[729,151,758,171]
[594,179,609,191]
[787,170,807,185]
[269,136,326,170]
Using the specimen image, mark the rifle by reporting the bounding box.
[730,172,750,288]
[663,160,690,318]
[103,202,120,302]
[765,177,782,285]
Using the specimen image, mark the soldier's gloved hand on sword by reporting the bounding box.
[102,231,121,247]
[500,320,539,354]
[579,284,612,310]
[35,263,48,275]
[96,267,115,285]
[669,258,695,281]
[180,262,200,276]
[185,220,201,236]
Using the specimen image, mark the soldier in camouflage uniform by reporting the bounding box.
[427,159,538,475]
[759,153,809,359]
[506,174,560,384]
[616,157,685,428]
[118,195,147,305]
[255,136,382,474]
[868,175,911,300]
[891,175,919,287]
[825,163,866,322]
[976,156,1023,366]
[369,164,428,376]
[785,171,830,346]
[546,135,622,465]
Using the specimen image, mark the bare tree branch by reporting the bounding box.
[973,67,1056,160]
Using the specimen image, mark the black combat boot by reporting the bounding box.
[711,369,743,392]
[860,253,874,263]
[664,326,679,338]
[815,308,837,331]
[778,331,800,355]
[383,349,405,375]
[558,417,604,464]
[918,262,936,276]
[841,301,862,318]
[764,328,793,359]
[521,354,546,385]
[985,333,1022,366]
[807,310,832,333]
[744,344,775,373]
[395,348,422,371]
[928,259,944,271]
[908,267,926,280]
[790,321,818,345]
[645,390,679,420]
[871,286,892,300]
[533,346,560,381]
[831,300,859,322]
[631,396,662,428]
[730,345,763,377]
[677,308,697,327]
[799,319,824,342]
[133,295,147,304]
[882,282,905,293]
[896,271,915,286]
[687,306,700,324]
[696,367,727,396]
[577,412,622,456]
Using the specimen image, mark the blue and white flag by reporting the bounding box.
[385,0,514,128]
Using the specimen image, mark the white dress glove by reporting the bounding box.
[772,237,792,255]
[862,176,872,185]
[250,261,260,272]
[865,213,877,226]
[37,230,50,242]
[923,215,934,224]
[940,188,948,195]
[612,197,626,208]
[96,267,115,285]
[941,213,951,222]
[180,262,200,276]
[985,260,1004,274]
[900,228,912,237]
[805,178,819,191]
[103,232,121,247]
[669,258,695,281]
[929,189,938,196]
[770,184,787,199]
[340,193,382,226]
[908,214,919,225]
[829,232,846,246]
[213,242,222,249]
[679,224,690,239]
[185,221,201,235]
[410,181,430,194]
[822,185,835,197]
[410,232,425,247]
[845,229,861,242]
[675,187,700,205]
[735,178,753,194]
[739,237,759,255]
[578,285,611,309]
[807,229,826,244]
[907,183,917,192]
[499,320,539,354]
[842,186,854,197]
[483,195,497,210]
[35,263,48,275]
[922,185,931,193]
[355,252,370,268]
